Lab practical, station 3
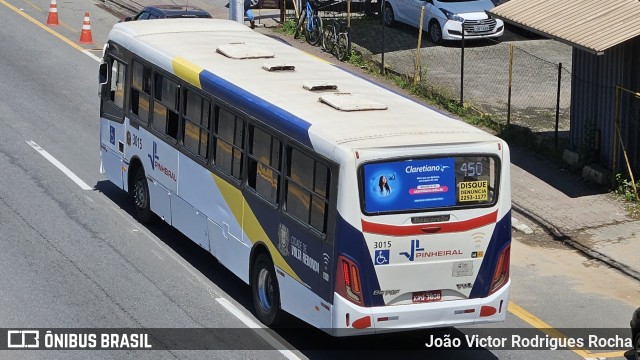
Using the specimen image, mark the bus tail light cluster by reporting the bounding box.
[335,256,363,306]
[489,245,510,295]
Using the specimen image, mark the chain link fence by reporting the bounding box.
[415,38,572,142]
[275,3,575,146]
[339,13,573,146]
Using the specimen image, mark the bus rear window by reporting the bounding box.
[362,156,498,214]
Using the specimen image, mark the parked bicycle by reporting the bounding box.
[321,19,351,61]
[294,0,323,46]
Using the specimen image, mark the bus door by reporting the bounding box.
[99,52,127,189]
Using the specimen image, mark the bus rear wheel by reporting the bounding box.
[133,168,154,224]
[251,253,283,326]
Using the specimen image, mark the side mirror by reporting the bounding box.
[99,62,109,86]
[124,16,133,22]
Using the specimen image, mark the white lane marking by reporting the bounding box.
[26,140,92,190]
[151,249,165,261]
[215,297,302,360]
[83,50,101,62]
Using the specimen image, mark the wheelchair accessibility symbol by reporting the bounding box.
[374,249,390,265]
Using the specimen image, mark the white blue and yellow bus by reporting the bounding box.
[99,18,511,336]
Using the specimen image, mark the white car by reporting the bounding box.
[383,0,504,44]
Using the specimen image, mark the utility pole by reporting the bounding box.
[230,0,244,23]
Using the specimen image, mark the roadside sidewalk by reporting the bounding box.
[102,0,640,282]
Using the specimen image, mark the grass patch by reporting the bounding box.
[357,66,506,134]
[346,49,367,68]
[273,18,298,36]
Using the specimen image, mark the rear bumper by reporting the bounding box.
[331,280,510,336]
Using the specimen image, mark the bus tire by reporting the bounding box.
[133,168,154,224]
[251,253,283,326]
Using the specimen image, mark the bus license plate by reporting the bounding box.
[474,24,490,32]
[412,290,442,303]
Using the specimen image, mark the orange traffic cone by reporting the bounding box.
[79,11,93,44]
[46,0,59,26]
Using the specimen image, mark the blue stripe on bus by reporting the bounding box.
[335,213,384,307]
[469,211,511,298]
[199,70,313,148]
[244,194,333,303]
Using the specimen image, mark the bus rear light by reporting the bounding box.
[342,261,351,287]
[336,256,363,306]
[351,265,361,293]
[352,316,371,329]
[480,306,497,317]
[489,245,510,295]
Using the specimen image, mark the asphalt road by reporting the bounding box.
[0,0,637,359]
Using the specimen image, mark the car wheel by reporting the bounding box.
[251,253,283,326]
[133,168,154,224]
[383,3,395,27]
[635,332,640,360]
[429,20,443,45]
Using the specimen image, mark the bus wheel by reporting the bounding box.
[133,168,154,224]
[252,253,282,326]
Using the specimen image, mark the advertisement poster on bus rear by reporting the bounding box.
[363,158,456,213]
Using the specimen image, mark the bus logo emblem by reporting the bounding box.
[278,224,289,256]
[148,141,159,170]
[399,239,424,262]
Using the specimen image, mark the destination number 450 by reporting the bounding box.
[460,162,483,177]
[374,241,391,249]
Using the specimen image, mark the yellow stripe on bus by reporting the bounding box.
[211,173,302,283]
[172,57,203,89]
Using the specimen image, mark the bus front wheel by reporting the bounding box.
[251,253,283,326]
[133,168,154,224]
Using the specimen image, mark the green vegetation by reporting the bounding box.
[273,18,298,36]
[614,173,640,202]
[387,73,503,133]
[613,173,640,218]
[346,49,366,68]
[340,47,506,135]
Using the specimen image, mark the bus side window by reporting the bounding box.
[213,107,244,180]
[108,58,125,109]
[182,88,210,160]
[247,126,281,205]
[285,148,330,234]
[152,73,180,139]
[130,60,151,124]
